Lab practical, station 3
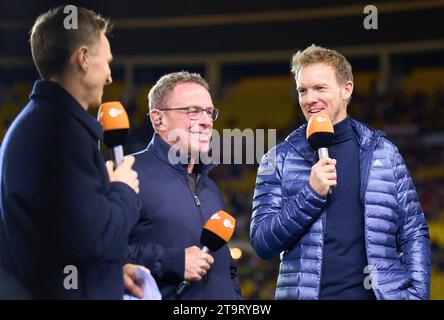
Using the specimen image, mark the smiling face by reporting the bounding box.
[160,82,214,157]
[296,62,353,125]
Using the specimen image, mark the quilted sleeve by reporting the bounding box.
[250,145,326,260]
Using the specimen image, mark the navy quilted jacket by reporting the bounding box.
[251,118,431,300]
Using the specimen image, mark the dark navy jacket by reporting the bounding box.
[0,80,140,299]
[126,134,242,300]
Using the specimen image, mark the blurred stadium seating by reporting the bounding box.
[2,61,444,299]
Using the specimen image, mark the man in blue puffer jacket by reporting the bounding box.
[250,44,431,300]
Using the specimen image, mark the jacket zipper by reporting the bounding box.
[318,209,327,300]
[360,132,384,204]
[187,174,207,299]
[314,148,327,300]
[193,193,208,300]
[193,193,204,225]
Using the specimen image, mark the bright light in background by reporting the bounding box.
[230,247,242,260]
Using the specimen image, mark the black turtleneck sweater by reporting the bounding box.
[319,117,376,300]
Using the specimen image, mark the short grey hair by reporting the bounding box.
[148,71,209,111]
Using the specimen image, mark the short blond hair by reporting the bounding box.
[291,44,353,84]
[148,71,209,111]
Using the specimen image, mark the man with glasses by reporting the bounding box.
[125,71,242,300]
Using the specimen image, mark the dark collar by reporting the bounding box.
[147,133,217,176]
[332,117,354,144]
[30,80,103,141]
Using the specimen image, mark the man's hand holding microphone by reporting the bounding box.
[309,158,337,197]
[176,211,236,297]
[307,114,337,197]
[106,156,139,194]
[184,246,214,281]
[99,102,144,298]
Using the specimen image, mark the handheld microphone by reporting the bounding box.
[306,113,334,159]
[175,211,236,297]
[98,102,130,167]
[306,114,334,194]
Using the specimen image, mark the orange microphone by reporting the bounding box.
[306,113,334,160]
[200,210,236,252]
[176,211,236,297]
[98,102,130,166]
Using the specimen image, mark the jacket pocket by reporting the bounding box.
[374,272,413,300]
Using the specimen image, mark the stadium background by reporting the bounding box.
[0,0,443,299]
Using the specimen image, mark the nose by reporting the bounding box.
[199,109,213,127]
[106,74,113,85]
[303,90,318,105]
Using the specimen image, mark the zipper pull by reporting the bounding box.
[194,195,201,206]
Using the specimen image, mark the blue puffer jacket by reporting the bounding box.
[251,118,431,300]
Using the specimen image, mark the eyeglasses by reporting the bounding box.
[150,106,219,121]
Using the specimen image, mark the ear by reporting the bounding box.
[342,80,353,102]
[74,45,90,73]
[150,111,166,132]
